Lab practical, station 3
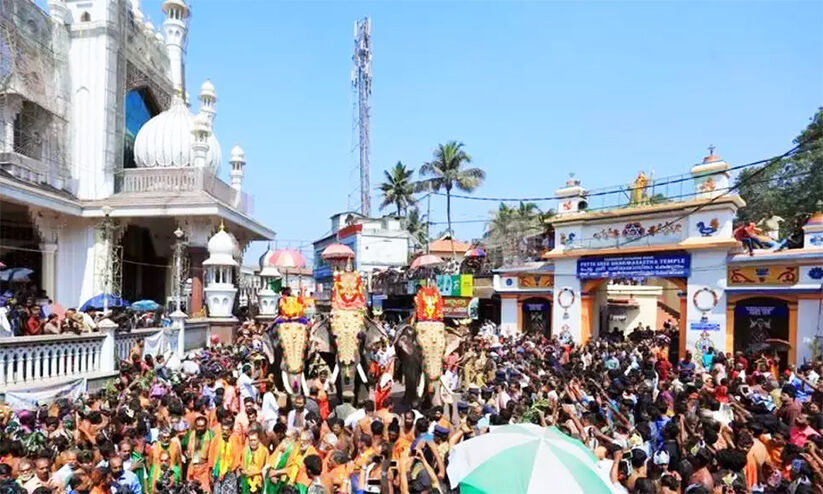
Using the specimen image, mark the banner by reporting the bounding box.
[460,274,473,297]
[442,297,471,318]
[577,253,690,279]
[5,378,87,411]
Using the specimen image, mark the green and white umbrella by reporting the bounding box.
[447,423,615,494]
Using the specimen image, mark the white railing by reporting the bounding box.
[114,328,162,362]
[0,333,107,387]
[117,167,253,214]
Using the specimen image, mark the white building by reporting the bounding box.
[0,0,274,313]
[313,212,413,296]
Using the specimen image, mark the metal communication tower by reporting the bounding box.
[352,17,372,216]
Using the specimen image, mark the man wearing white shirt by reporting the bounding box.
[287,395,309,432]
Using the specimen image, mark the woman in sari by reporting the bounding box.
[241,430,269,494]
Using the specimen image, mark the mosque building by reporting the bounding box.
[0,0,273,313]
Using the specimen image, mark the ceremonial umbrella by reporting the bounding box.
[447,423,615,494]
[269,249,306,268]
[465,247,487,258]
[321,243,355,261]
[410,254,445,270]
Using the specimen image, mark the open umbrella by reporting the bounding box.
[131,299,161,312]
[465,247,487,258]
[410,254,445,270]
[447,423,614,494]
[269,249,306,268]
[321,243,355,261]
[0,268,34,282]
[80,294,128,312]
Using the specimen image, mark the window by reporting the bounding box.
[80,12,91,22]
[123,88,159,168]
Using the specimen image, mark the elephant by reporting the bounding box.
[393,318,471,407]
[309,312,387,404]
[263,320,310,396]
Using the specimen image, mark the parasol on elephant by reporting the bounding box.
[275,291,309,395]
[413,285,447,398]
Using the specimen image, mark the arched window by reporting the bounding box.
[80,12,91,22]
[123,88,159,168]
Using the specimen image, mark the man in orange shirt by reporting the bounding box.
[208,417,243,492]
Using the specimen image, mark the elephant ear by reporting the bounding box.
[394,324,422,361]
[309,315,332,353]
[363,316,387,348]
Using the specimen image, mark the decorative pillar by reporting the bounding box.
[170,310,187,357]
[98,318,118,372]
[40,242,58,301]
[679,293,688,359]
[580,294,593,343]
[189,247,207,316]
[1,95,23,153]
[789,302,798,366]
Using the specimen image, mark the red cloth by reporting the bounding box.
[24,316,41,336]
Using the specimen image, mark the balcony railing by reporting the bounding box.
[0,151,76,194]
[117,167,254,214]
[0,333,107,388]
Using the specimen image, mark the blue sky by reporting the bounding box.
[137,0,821,265]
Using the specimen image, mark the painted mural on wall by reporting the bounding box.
[727,266,798,285]
[517,275,554,289]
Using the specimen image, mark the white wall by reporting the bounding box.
[55,222,96,308]
[552,258,582,342]
[358,234,409,268]
[500,297,518,335]
[797,299,823,364]
[601,285,662,334]
[685,249,729,355]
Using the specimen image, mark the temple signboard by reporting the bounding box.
[577,253,691,279]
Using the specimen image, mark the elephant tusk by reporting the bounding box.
[282,370,293,395]
[330,362,339,384]
[417,373,426,398]
[301,373,310,396]
[356,362,368,385]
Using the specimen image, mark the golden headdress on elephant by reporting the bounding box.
[414,286,446,380]
[330,271,366,365]
[276,293,308,375]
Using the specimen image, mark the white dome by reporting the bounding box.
[204,227,238,266]
[200,79,216,100]
[230,145,245,163]
[258,245,281,277]
[133,96,222,173]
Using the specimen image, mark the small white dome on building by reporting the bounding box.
[204,226,238,267]
[133,96,222,172]
[144,20,154,32]
[154,32,165,43]
[200,79,216,100]
[230,145,245,162]
[258,245,282,278]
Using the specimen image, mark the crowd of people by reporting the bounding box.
[0,314,822,494]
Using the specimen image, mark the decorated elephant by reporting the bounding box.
[309,270,386,403]
[272,293,310,395]
[393,286,448,406]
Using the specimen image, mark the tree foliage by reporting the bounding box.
[417,141,485,238]
[485,201,552,266]
[403,206,428,247]
[736,108,823,246]
[378,161,416,216]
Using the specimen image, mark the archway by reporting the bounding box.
[734,297,790,369]
[521,297,551,337]
[0,201,43,293]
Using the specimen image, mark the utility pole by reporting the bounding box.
[352,17,372,216]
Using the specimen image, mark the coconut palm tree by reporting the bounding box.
[378,161,416,216]
[403,206,428,247]
[417,141,485,238]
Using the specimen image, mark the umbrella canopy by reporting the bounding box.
[410,254,445,270]
[268,249,306,268]
[447,424,614,494]
[131,299,161,312]
[0,261,5,269]
[80,294,128,312]
[0,268,34,282]
[321,243,355,261]
[465,247,487,258]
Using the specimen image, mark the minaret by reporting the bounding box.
[162,0,190,95]
[199,80,217,126]
[230,145,245,192]
[47,0,68,24]
[191,113,210,169]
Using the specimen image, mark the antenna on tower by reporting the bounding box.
[352,17,372,216]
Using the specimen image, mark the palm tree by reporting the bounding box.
[417,141,485,238]
[378,162,416,216]
[403,206,428,247]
